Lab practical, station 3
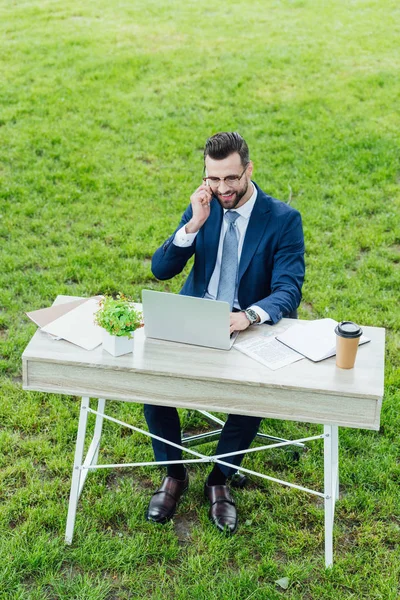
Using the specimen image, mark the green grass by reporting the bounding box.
[1,0,399,597]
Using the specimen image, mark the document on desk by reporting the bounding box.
[234,325,304,370]
[26,297,95,328]
[41,298,103,351]
[276,318,370,362]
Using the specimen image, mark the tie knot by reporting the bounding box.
[225,211,240,225]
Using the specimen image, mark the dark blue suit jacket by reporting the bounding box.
[152,182,305,324]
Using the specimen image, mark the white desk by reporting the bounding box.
[22,296,385,567]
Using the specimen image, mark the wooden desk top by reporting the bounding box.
[22,296,385,431]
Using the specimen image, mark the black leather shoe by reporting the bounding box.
[204,483,238,534]
[146,472,189,524]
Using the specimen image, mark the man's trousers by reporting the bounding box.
[144,404,262,477]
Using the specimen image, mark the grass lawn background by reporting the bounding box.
[0,0,399,598]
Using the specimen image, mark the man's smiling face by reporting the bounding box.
[204,152,253,210]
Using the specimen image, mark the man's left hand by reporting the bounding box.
[230,311,251,334]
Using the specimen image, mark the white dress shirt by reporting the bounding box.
[173,183,271,324]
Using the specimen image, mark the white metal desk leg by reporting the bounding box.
[331,425,339,501]
[324,424,338,568]
[77,398,106,498]
[65,396,90,545]
[92,398,105,466]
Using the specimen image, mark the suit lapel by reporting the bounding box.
[238,191,272,281]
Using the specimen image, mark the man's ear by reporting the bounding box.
[247,161,254,178]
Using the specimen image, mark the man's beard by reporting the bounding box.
[215,180,249,210]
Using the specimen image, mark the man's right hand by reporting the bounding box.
[185,184,213,234]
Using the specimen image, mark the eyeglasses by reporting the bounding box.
[203,163,249,188]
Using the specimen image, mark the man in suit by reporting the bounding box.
[144,132,305,534]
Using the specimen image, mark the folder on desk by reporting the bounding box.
[27,297,103,351]
[276,318,370,362]
[26,297,91,328]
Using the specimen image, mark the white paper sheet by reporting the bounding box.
[41,298,103,350]
[234,324,304,370]
[26,297,92,328]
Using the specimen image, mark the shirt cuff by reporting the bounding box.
[249,305,271,324]
[173,225,198,247]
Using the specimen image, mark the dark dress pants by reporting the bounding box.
[143,404,262,477]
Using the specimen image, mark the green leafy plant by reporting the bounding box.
[94,294,143,337]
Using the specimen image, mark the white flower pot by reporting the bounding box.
[102,329,134,357]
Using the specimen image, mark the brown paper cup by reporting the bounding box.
[336,335,360,368]
[335,321,362,369]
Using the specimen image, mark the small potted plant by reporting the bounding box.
[94,294,143,357]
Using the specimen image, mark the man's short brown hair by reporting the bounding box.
[204,132,250,166]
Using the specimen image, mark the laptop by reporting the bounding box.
[141,290,239,350]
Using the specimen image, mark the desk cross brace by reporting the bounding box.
[66,397,339,568]
[84,406,326,497]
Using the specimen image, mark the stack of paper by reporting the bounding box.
[276,318,370,362]
[26,297,103,351]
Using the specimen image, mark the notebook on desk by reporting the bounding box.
[141,290,238,350]
[276,318,370,362]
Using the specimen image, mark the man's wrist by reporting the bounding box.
[185,219,203,234]
[242,308,260,325]
[174,225,198,247]
[249,305,270,324]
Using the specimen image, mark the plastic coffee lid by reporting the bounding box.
[335,321,362,338]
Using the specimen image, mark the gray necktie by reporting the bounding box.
[216,211,240,310]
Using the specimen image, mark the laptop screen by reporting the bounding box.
[142,290,235,351]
